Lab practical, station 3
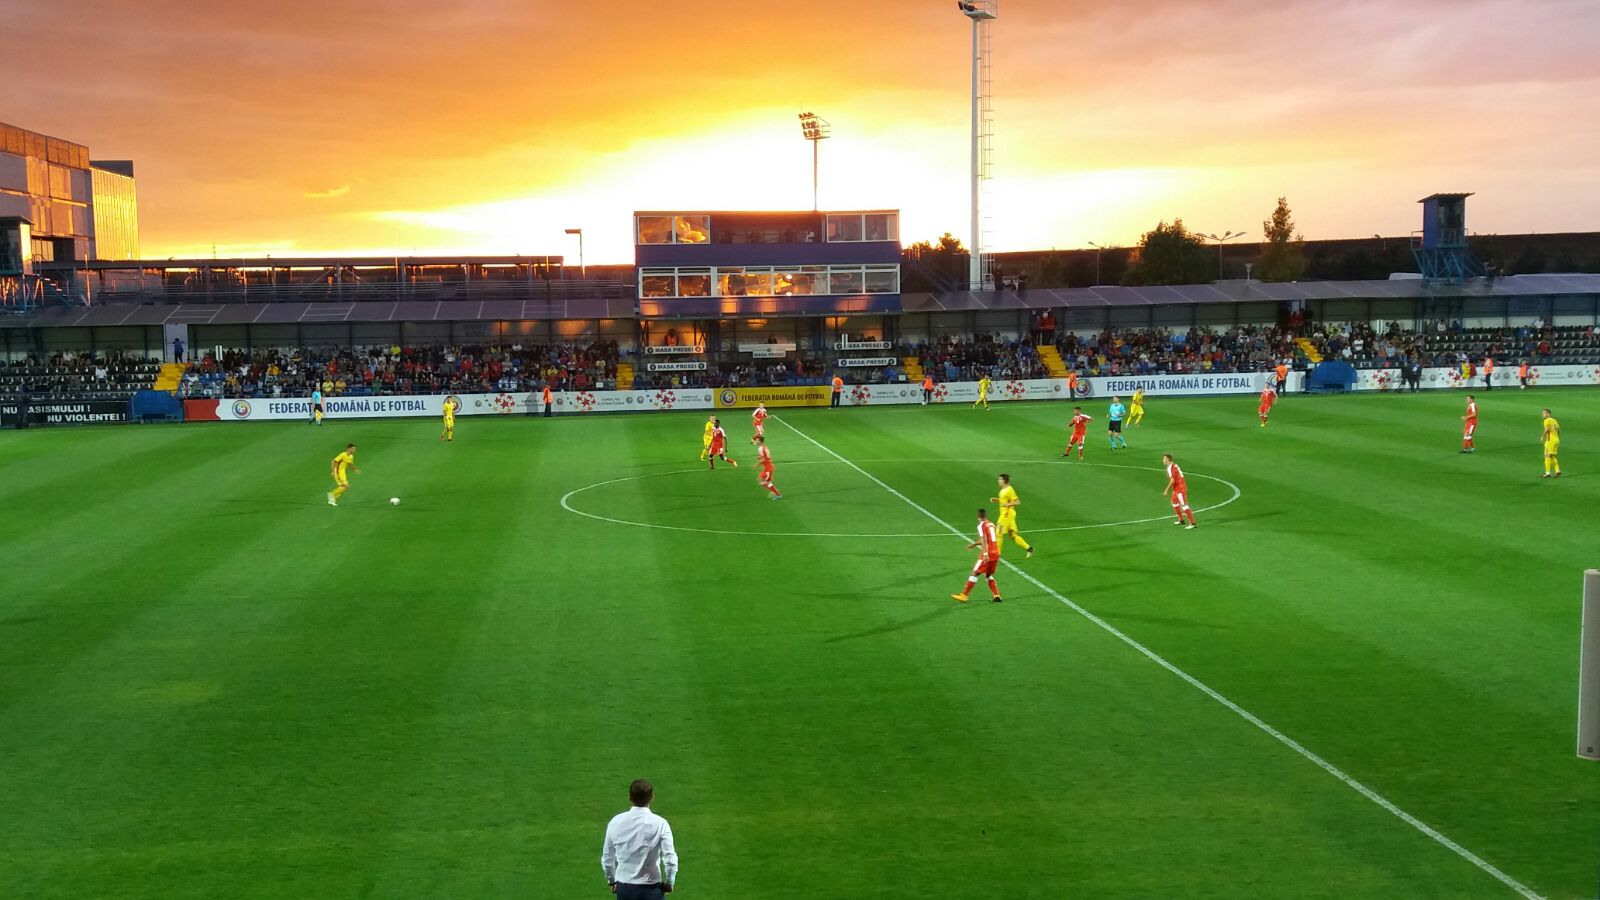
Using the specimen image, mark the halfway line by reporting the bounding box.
[771,413,1543,900]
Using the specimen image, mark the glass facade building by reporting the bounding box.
[633,210,902,318]
[0,122,138,265]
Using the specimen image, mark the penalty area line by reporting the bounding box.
[770,413,1543,900]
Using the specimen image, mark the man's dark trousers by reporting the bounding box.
[615,884,665,900]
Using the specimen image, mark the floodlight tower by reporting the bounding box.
[958,0,997,291]
[798,112,831,212]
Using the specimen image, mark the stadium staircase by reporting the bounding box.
[1294,337,1324,363]
[1036,344,1070,378]
[902,357,924,382]
[154,363,187,393]
[616,362,635,390]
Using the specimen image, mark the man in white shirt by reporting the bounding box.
[601,779,678,898]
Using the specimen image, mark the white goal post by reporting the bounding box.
[1578,569,1600,759]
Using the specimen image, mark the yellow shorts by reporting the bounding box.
[1130,404,1144,416]
[1545,440,1560,455]
[998,517,1019,535]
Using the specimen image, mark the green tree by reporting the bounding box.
[901,233,968,292]
[1257,197,1306,282]
[1121,220,1212,285]
[1035,250,1066,288]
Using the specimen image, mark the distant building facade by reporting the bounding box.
[0,122,139,270]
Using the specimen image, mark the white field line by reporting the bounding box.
[772,414,1543,900]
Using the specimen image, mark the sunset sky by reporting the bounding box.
[6,0,1597,263]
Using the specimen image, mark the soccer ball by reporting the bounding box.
[390,497,400,506]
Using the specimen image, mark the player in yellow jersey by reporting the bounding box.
[1541,408,1562,478]
[974,374,992,411]
[327,443,360,506]
[440,398,457,442]
[1127,389,1146,427]
[700,414,717,460]
[990,473,1034,558]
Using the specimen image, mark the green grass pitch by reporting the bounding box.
[2,388,1597,899]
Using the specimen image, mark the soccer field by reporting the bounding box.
[2,389,1597,899]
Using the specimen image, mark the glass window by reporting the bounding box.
[677,270,711,297]
[864,214,897,242]
[772,269,816,296]
[718,267,746,297]
[674,215,710,244]
[829,268,864,295]
[641,270,675,297]
[827,215,863,242]
[637,217,674,244]
[742,270,772,296]
[865,266,899,293]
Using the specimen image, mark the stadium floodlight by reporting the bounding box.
[956,1,998,290]
[798,113,831,212]
[1201,230,1247,280]
[564,228,584,278]
[1088,241,1113,286]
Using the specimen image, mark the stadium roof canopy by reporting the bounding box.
[902,273,1600,313]
[6,274,1598,327]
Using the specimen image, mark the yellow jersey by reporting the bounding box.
[978,378,991,395]
[333,450,355,482]
[443,400,456,423]
[703,419,716,444]
[1543,416,1561,445]
[1132,390,1145,407]
[997,484,1019,522]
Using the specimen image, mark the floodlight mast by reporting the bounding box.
[798,113,831,212]
[1202,230,1246,280]
[958,1,997,291]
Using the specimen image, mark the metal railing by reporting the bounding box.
[68,278,633,305]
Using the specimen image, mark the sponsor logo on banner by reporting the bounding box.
[1004,380,1027,400]
[835,336,892,351]
[716,386,832,408]
[747,347,788,359]
[232,400,252,419]
[492,393,519,413]
[848,384,873,405]
[647,361,707,372]
[644,345,706,355]
[837,357,898,367]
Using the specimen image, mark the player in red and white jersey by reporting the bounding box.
[1162,453,1197,529]
[1063,407,1093,459]
[1257,384,1278,427]
[1461,394,1478,454]
[753,433,782,499]
[752,402,768,437]
[707,419,739,470]
[952,509,1003,603]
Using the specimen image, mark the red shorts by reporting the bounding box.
[710,442,726,455]
[759,464,774,481]
[1069,431,1087,444]
[1171,490,1189,509]
[971,556,998,577]
[1464,421,1477,437]
[1258,404,1271,415]
[754,424,764,436]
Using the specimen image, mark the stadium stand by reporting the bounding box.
[0,354,160,399]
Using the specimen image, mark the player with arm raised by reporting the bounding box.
[1063,407,1092,459]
